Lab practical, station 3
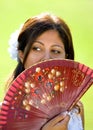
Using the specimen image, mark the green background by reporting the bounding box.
[0,0,93,129]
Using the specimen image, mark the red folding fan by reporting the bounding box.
[0,59,93,130]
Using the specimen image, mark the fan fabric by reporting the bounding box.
[0,59,93,130]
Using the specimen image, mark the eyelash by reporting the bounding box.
[51,50,61,54]
[32,47,40,51]
[32,46,61,54]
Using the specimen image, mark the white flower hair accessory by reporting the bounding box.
[8,24,23,60]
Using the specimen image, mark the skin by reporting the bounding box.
[42,114,70,130]
[19,30,66,69]
[18,30,84,130]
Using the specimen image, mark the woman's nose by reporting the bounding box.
[41,52,52,61]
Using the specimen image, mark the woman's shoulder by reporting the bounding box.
[77,101,84,108]
[74,101,84,113]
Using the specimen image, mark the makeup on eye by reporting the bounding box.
[31,41,43,51]
[51,49,61,54]
[31,40,65,52]
[51,45,65,54]
[32,46,41,51]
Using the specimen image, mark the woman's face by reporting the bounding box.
[24,30,66,69]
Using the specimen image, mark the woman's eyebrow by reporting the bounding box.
[34,40,64,49]
[51,44,64,49]
[34,40,44,46]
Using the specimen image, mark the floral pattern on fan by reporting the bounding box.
[6,61,86,119]
[21,66,85,112]
[22,67,67,111]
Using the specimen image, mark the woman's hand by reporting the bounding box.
[42,113,70,130]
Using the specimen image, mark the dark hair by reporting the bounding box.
[6,12,74,89]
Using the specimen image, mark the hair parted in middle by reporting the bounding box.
[13,12,74,80]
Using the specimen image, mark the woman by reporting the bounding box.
[7,12,84,130]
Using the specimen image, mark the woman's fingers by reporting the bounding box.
[48,113,67,126]
[56,114,70,128]
[42,112,70,130]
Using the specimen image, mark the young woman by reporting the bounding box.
[6,12,84,130]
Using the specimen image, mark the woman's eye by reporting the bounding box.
[51,50,61,54]
[32,47,41,51]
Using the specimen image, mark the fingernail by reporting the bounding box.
[61,111,68,116]
[61,111,70,116]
